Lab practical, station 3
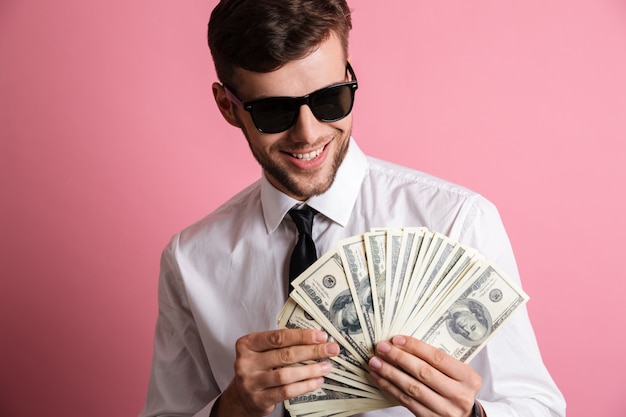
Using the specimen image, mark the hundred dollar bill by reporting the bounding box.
[291,409,382,417]
[386,229,419,334]
[410,232,448,293]
[284,385,367,414]
[389,230,415,316]
[285,377,385,417]
[320,377,387,400]
[416,260,529,363]
[280,227,530,416]
[287,397,396,416]
[415,239,463,309]
[399,249,478,336]
[397,230,433,314]
[389,228,428,336]
[289,410,368,417]
[363,230,387,342]
[337,235,377,352]
[412,249,482,327]
[290,249,371,364]
[277,299,376,390]
[381,228,402,337]
[391,231,450,335]
[398,239,467,333]
[405,230,438,297]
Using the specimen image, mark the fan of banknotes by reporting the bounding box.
[277,227,529,417]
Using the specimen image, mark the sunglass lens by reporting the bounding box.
[311,85,354,121]
[251,98,297,133]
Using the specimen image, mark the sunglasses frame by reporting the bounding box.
[223,63,358,133]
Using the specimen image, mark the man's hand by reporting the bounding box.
[214,329,339,417]
[368,335,481,417]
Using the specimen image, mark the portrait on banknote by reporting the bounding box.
[446,299,492,346]
[329,289,362,335]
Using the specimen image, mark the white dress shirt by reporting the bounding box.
[139,138,566,417]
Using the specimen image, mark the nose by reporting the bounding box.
[289,104,326,143]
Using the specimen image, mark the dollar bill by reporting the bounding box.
[388,228,428,336]
[277,298,374,386]
[279,227,529,416]
[290,249,371,364]
[381,228,402,337]
[287,397,396,415]
[416,260,529,363]
[411,248,482,327]
[363,231,387,342]
[337,236,377,353]
[397,240,466,331]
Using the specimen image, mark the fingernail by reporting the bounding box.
[314,331,328,343]
[325,343,340,355]
[392,335,406,346]
[320,362,332,373]
[369,357,382,369]
[377,341,391,353]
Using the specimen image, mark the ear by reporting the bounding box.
[212,82,241,128]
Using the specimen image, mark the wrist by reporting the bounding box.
[471,400,486,417]
[213,383,258,417]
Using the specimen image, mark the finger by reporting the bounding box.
[390,336,482,402]
[232,370,328,414]
[240,329,329,353]
[234,359,332,410]
[369,355,446,415]
[255,375,326,409]
[371,337,480,414]
[241,362,330,410]
[373,339,452,395]
[236,340,339,374]
[269,361,333,389]
[389,336,478,383]
[266,341,340,370]
[370,369,435,417]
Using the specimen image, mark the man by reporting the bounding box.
[139,1,566,417]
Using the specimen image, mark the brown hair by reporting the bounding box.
[208,0,352,86]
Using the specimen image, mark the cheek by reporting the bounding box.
[330,115,352,134]
[246,132,285,155]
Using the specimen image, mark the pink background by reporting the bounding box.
[1,1,625,416]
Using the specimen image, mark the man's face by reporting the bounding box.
[225,33,352,201]
[339,303,359,332]
[455,311,487,342]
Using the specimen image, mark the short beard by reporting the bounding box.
[235,111,351,199]
[261,135,350,199]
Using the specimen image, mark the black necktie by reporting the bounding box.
[287,205,318,290]
[285,206,317,417]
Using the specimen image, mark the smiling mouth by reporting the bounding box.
[291,145,326,161]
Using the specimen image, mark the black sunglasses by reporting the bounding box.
[224,63,358,134]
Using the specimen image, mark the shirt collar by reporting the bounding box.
[261,137,367,234]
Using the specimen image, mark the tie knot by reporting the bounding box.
[288,206,317,236]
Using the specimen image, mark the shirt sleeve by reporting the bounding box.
[138,234,221,417]
[456,196,566,417]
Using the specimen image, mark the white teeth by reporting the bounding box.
[292,146,324,161]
